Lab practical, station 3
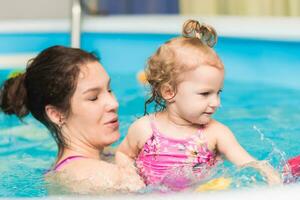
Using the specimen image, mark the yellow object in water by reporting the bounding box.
[195,177,231,192]
[8,70,24,79]
[137,71,147,84]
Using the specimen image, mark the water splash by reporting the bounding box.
[252,125,299,184]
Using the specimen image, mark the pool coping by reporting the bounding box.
[0,15,299,41]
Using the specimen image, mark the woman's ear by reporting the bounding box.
[161,83,175,102]
[45,105,65,126]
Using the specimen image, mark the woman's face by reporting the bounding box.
[65,61,120,149]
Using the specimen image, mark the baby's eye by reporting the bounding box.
[198,92,210,96]
[217,90,223,95]
[108,83,113,93]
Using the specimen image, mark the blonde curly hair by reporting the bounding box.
[144,19,224,114]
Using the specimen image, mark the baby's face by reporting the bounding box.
[170,65,224,125]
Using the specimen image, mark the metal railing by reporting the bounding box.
[71,0,81,48]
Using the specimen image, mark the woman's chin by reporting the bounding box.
[99,130,120,147]
[109,130,121,143]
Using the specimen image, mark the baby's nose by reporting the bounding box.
[209,95,220,108]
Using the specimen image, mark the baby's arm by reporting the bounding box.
[117,127,139,160]
[116,116,150,166]
[214,122,281,185]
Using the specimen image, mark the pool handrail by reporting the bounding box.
[71,0,81,48]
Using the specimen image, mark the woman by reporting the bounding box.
[0,45,144,194]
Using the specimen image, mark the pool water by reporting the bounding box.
[0,33,300,197]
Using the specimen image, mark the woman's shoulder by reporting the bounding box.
[46,158,122,194]
[55,158,120,179]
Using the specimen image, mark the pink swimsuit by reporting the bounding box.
[135,118,217,191]
[53,155,85,171]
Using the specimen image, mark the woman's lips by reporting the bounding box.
[104,118,119,129]
[204,112,214,115]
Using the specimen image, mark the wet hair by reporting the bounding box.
[0,45,98,158]
[144,19,224,114]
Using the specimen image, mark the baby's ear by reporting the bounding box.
[161,83,175,102]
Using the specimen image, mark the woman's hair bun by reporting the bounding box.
[0,73,29,118]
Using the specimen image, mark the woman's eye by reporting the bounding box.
[218,90,223,95]
[89,96,98,101]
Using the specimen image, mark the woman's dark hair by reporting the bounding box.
[0,45,98,158]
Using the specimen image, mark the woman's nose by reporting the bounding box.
[107,93,119,112]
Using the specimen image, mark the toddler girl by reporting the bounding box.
[117,19,281,191]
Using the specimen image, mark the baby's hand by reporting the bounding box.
[267,173,282,185]
[254,161,282,185]
[243,160,282,186]
[262,164,282,185]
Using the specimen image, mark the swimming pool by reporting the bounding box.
[0,16,300,198]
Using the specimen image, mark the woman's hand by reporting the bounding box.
[115,151,145,191]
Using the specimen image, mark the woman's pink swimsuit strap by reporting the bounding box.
[135,118,217,191]
[54,155,85,171]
